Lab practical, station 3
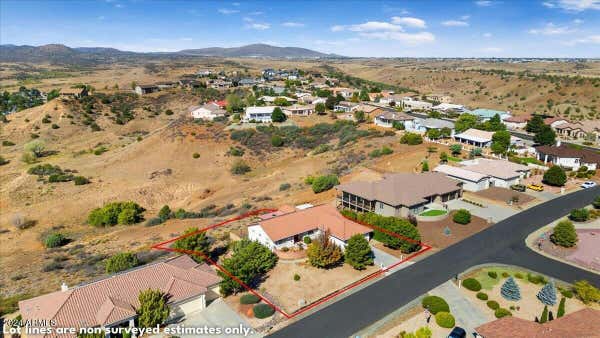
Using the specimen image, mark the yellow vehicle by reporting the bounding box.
[527,183,544,192]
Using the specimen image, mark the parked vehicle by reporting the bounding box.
[447,327,467,338]
[527,183,544,191]
[510,184,526,192]
[581,181,597,189]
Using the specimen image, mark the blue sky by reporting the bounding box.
[1,0,599,57]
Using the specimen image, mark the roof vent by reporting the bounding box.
[61,282,69,292]
[556,140,562,147]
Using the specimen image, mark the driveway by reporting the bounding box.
[429,281,490,334]
[371,246,398,269]
[446,199,517,223]
[157,299,261,338]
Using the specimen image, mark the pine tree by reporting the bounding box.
[537,280,557,305]
[548,310,554,321]
[557,297,566,318]
[540,305,548,323]
[501,276,522,301]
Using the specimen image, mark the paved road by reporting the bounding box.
[268,186,600,338]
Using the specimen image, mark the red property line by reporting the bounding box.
[152,208,433,319]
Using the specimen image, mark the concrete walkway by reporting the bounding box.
[429,281,490,334]
[446,199,516,223]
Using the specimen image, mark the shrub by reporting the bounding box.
[271,135,284,147]
[434,312,455,328]
[293,273,301,281]
[0,156,8,166]
[279,183,291,191]
[344,234,374,270]
[173,227,210,263]
[463,278,482,291]
[165,109,174,115]
[593,196,600,209]
[453,209,471,224]
[192,152,200,159]
[488,271,498,279]
[476,292,489,300]
[487,300,500,310]
[573,280,600,304]
[527,273,547,285]
[303,236,312,244]
[105,252,139,273]
[421,296,450,314]
[253,304,275,319]
[88,201,145,227]
[543,165,567,186]
[2,140,15,146]
[495,308,512,318]
[228,146,245,156]
[515,272,524,279]
[540,305,548,323]
[557,297,566,318]
[502,272,509,278]
[551,220,578,247]
[307,229,343,269]
[230,160,251,175]
[44,232,68,248]
[450,144,462,155]
[240,294,261,304]
[559,288,573,298]
[400,132,423,145]
[51,123,60,129]
[311,174,339,193]
[145,217,163,227]
[73,176,90,185]
[569,208,589,222]
[137,289,169,327]
[271,107,287,123]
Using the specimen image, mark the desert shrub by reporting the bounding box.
[312,144,331,154]
[487,300,500,310]
[303,236,312,244]
[573,280,600,304]
[400,132,423,145]
[543,166,567,186]
[434,312,455,328]
[44,232,68,248]
[228,146,245,156]
[165,109,173,115]
[88,201,145,227]
[240,294,261,304]
[453,209,471,224]
[105,252,139,273]
[502,272,509,278]
[73,176,90,185]
[495,308,512,318]
[488,271,498,279]
[311,174,339,193]
[421,296,450,314]
[145,217,163,227]
[2,140,15,146]
[0,156,8,166]
[551,220,578,247]
[293,273,301,281]
[253,304,275,319]
[230,160,251,175]
[279,183,291,191]
[42,261,63,272]
[192,152,200,159]
[476,292,489,300]
[463,278,482,291]
[271,135,284,147]
[527,273,547,285]
[51,123,60,129]
[515,272,524,279]
[569,208,589,222]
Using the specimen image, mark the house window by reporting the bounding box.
[379,203,384,209]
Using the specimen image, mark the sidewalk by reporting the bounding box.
[429,281,490,334]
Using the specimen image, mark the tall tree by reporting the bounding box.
[455,113,478,133]
[534,125,556,145]
[491,130,512,155]
[137,289,169,328]
[219,240,277,295]
[307,229,344,269]
[537,280,557,306]
[271,107,287,122]
[345,234,373,270]
[173,227,211,262]
[526,115,545,134]
[501,277,522,301]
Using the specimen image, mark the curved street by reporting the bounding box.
[269,186,600,338]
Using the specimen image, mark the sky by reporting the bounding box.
[1,0,599,57]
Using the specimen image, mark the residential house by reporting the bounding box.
[401,97,433,111]
[59,87,88,99]
[433,103,467,114]
[503,115,530,130]
[248,204,372,251]
[189,102,227,120]
[244,106,276,123]
[373,111,415,128]
[433,165,491,192]
[469,108,511,121]
[408,118,455,137]
[18,255,220,334]
[208,79,233,89]
[535,141,600,170]
[453,128,495,147]
[156,81,177,90]
[134,84,159,95]
[459,158,530,188]
[283,104,315,116]
[336,173,463,217]
[544,117,570,128]
[425,94,452,103]
[331,87,356,99]
[379,94,407,106]
[355,104,384,120]
[475,308,600,338]
[197,70,212,77]
[553,122,588,140]
[334,101,360,113]
[179,79,204,89]
[238,78,259,87]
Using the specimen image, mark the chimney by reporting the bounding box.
[556,140,561,147]
[61,282,68,292]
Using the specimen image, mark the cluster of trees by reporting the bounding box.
[400,132,423,145]
[455,113,506,134]
[526,115,556,145]
[306,230,374,270]
[305,174,339,193]
[543,165,567,186]
[1,87,45,115]
[172,227,211,263]
[88,201,145,227]
[219,239,278,296]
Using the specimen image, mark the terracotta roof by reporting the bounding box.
[376,110,414,122]
[544,117,569,125]
[336,173,462,207]
[535,144,600,165]
[257,204,372,242]
[476,308,600,338]
[19,255,220,331]
[504,115,530,123]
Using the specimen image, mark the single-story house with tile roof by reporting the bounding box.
[334,101,360,113]
[401,98,433,111]
[59,87,88,99]
[283,104,315,116]
[553,122,588,140]
[432,103,467,114]
[355,104,384,119]
[336,173,463,217]
[248,204,372,251]
[18,255,220,336]
[544,117,570,128]
[453,128,523,148]
[408,117,455,136]
[535,141,600,170]
[244,106,277,123]
[374,110,415,128]
[435,159,531,191]
[475,308,600,338]
[503,115,530,129]
[189,102,227,120]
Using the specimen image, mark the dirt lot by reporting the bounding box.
[261,260,379,314]
[471,187,536,207]
[417,211,491,250]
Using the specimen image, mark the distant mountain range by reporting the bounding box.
[0,43,339,64]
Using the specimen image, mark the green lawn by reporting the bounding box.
[448,156,462,162]
[419,209,448,216]
[473,267,531,290]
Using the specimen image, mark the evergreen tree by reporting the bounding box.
[173,227,211,262]
[501,277,522,301]
[345,234,374,270]
[543,165,567,186]
[307,229,344,269]
[548,310,554,321]
[137,289,169,327]
[526,115,544,134]
[540,305,548,323]
[534,125,556,145]
[537,280,557,306]
[557,297,566,318]
[158,205,171,221]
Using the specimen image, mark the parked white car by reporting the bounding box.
[581,181,597,189]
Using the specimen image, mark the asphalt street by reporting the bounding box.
[268,186,600,338]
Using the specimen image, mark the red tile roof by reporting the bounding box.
[19,255,220,331]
